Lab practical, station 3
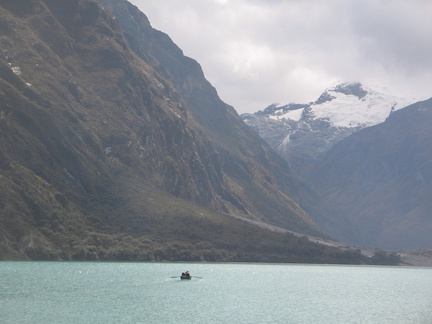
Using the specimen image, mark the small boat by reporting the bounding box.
[171,271,202,280]
[181,271,191,280]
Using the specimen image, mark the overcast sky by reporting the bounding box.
[129,0,432,114]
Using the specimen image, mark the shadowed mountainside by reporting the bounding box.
[307,98,432,249]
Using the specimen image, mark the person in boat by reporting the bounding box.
[181,271,190,278]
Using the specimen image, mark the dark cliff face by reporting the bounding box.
[0,0,221,205]
[0,0,327,260]
[98,0,322,230]
[308,98,432,249]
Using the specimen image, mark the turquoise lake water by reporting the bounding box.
[1,262,431,323]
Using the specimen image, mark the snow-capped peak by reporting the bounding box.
[241,82,423,178]
[259,82,418,128]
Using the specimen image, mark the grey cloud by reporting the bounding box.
[130,0,432,113]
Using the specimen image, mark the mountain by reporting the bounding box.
[0,0,378,263]
[308,98,432,250]
[242,82,417,177]
[242,82,432,250]
[96,0,316,232]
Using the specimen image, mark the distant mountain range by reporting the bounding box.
[242,83,432,249]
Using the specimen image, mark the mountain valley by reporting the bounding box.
[0,0,429,264]
[0,0,383,264]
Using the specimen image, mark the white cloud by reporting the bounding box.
[129,0,432,113]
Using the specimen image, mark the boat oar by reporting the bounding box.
[192,276,203,279]
[171,276,180,278]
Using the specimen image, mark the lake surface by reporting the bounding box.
[1,262,431,323]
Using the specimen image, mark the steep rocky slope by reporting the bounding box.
[98,0,325,230]
[0,0,369,262]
